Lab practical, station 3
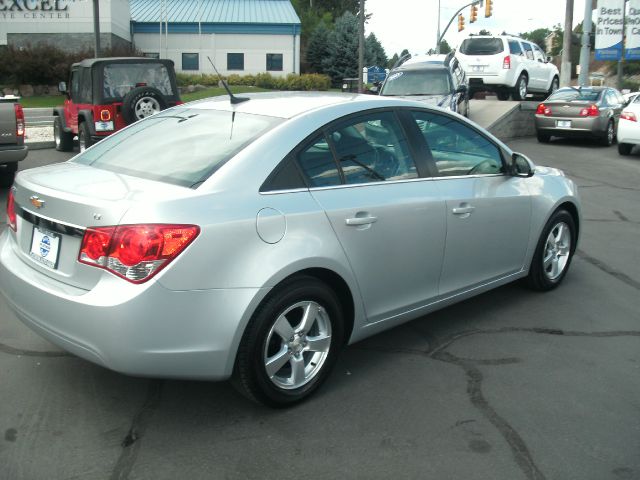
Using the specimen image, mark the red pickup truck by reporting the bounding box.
[0,95,27,187]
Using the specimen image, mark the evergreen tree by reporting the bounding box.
[306,22,331,73]
[439,40,452,54]
[387,53,399,70]
[365,32,388,67]
[323,11,360,85]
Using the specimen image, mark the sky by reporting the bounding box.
[365,0,590,57]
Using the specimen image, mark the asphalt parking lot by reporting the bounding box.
[1,137,639,480]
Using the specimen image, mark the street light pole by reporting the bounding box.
[578,0,594,86]
[436,0,441,54]
[560,0,574,87]
[93,0,101,58]
[358,0,365,93]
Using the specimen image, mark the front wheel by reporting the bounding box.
[526,209,576,291]
[232,276,344,407]
[78,122,92,152]
[54,116,74,152]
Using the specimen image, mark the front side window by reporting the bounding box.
[412,111,503,177]
[72,108,283,188]
[182,53,199,71]
[78,68,92,104]
[266,53,283,71]
[227,53,244,71]
[329,111,418,184]
[70,70,79,102]
[381,69,452,96]
[533,45,545,62]
[522,42,534,60]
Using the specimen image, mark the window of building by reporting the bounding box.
[182,53,199,71]
[227,53,244,71]
[266,53,283,71]
[143,52,160,59]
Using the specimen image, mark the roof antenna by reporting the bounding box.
[207,56,249,105]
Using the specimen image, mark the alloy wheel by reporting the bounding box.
[134,97,161,120]
[542,222,571,281]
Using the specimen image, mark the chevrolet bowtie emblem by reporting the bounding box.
[30,195,45,209]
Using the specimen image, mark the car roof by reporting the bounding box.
[72,57,175,69]
[183,91,430,119]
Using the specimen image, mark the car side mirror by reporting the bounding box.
[546,56,553,63]
[456,84,468,94]
[511,152,534,177]
[58,81,67,94]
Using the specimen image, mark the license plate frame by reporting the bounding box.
[556,120,572,128]
[29,226,61,269]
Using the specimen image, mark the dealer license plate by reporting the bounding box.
[471,65,485,72]
[29,227,61,269]
[556,120,571,128]
[94,121,114,132]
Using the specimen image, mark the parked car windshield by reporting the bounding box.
[548,89,602,102]
[459,38,504,55]
[381,69,452,96]
[72,108,283,187]
[103,63,174,100]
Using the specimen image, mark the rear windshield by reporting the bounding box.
[381,69,452,96]
[459,38,504,55]
[548,89,602,102]
[72,108,283,187]
[103,63,175,100]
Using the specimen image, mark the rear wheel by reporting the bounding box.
[600,120,614,146]
[537,132,551,143]
[233,275,344,407]
[0,163,17,188]
[548,76,560,96]
[618,142,633,155]
[526,209,576,291]
[78,122,92,152]
[54,116,73,152]
[512,74,528,101]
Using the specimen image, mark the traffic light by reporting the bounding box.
[485,0,493,17]
[458,14,465,32]
[470,4,478,23]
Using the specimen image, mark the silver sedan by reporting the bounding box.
[0,92,580,407]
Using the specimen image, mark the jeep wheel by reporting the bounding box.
[0,163,17,188]
[122,86,168,125]
[78,122,92,152]
[54,116,74,152]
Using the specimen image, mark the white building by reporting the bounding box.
[0,0,301,75]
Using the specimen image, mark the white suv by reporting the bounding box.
[456,35,560,101]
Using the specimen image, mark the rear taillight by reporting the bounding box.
[100,109,111,121]
[14,104,25,138]
[503,55,511,69]
[79,224,200,283]
[6,189,16,232]
[621,110,637,122]
[536,103,552,116]
[580,104,600,117]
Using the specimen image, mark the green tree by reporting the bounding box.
[365,32,388,67]
[439,39,452,54]
[306,22,331,73]
[323,11,360,84]
[520,27,551,52]
[387,52,399,69]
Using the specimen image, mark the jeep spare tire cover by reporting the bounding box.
[121,86,169,125]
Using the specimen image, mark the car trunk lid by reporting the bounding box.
[543,101,594,118]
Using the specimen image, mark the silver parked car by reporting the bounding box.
[0,93,580,407]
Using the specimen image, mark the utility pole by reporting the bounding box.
[358,0,365,93]
[617,1,627,90]
[560,0,574,87]
[436,0,441,54]
[93,0,101,58]
[578,0,594,86]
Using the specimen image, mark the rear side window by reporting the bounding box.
[459,38,504,55]
[508,40,523,55]
[72,108,283,187]
[298,135,342,187]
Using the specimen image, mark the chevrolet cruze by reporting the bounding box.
[0,92,580,407]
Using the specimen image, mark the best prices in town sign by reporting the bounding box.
[626,0,640,59]
[595,0,625,60]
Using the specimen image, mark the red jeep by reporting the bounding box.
[53,57,181,152]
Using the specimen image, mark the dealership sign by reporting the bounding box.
[595,0,625,60]
[626,0,640,59]
[0,0,70,19]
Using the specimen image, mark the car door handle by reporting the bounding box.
[452,205,475,215]
[345,215,378,226]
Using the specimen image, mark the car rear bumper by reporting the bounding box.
[534,115,608,137]
[0,144,28,164]
[617,119,640,144]
[467,70,517,90]
[0,230,264,380]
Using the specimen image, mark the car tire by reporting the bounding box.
[600,120,615,146]
[232,275,344,407]
[537,132,551,143]
[618,142,633,155]
[54,116,74,152]
[0,163,17,188]
[526,209,576,291]
[512,74,528,101]
[548,76,560,96]
[78,122,92,153]
[121,86,168,125]
[497,90,510,101]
